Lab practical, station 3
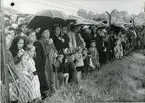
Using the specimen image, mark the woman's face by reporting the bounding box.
[63,27,68,34]
[17,38,24,50]
[21,25,27,34]
[28,47,35,58]
[55,27,60,35]
[29,32,36,43]
[21,54,29,65]
[9,30,15,36]
[93,28,96,33]
[5,34,14,49]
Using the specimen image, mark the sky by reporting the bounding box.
[3,0,145,15]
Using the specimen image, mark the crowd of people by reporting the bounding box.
[1,16,145,103]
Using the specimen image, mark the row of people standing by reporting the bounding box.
[4,22,144,103]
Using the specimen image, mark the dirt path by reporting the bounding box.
[43,50,145,103]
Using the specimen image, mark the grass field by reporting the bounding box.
[44,50,145,103]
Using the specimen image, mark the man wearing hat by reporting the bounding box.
[34,27,56,98]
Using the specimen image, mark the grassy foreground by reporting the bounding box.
[43,50,145,103]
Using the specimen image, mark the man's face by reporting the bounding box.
[42,30,50,39]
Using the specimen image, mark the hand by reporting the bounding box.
[61,38,65,43]
[94,34,97,37]
[54,53,57,58]
[17,49,25,57]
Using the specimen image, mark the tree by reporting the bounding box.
[88,11,94,20]
[77,9,88,19]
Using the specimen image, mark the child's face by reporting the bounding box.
[21,54,29,64]
[78,47,83,53]
[82,43,86,48]
[29,47,36,58]
[63,48,68,54]
[65,58,68,63]
[83,50,87,55]
[91,42,96,47]
[58,56,64,63]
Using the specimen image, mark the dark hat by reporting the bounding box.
[90,40,96,44]
[39,27,49,35]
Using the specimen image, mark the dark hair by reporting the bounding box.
[9,36,28,57]
[8,26,15,31]
[90,40,96,44]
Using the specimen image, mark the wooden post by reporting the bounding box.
[0,0,10,102]
[106,11,111,62]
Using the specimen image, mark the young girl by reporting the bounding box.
[26,44,41,102]
[82,48,90,77]
[74,46,84,84]
[67,53,77,82]
[62,57,69,84]
[89,40,100,71]
[114,38,123,59]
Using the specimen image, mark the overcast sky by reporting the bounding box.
[4,0,144,15]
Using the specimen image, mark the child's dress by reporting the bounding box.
[114,39,123,59]
[89,47,100,70]
[28,58,41,99]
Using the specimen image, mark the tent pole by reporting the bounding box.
[0,0,10,102]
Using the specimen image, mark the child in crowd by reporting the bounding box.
[61,57,69,85]
[56,54,65,86]
[82,48,90,77]
[26,44,41,102]
[74,46,84,85]
[114,38,123,59]
[89,40,100,71]
[68,53,77,83]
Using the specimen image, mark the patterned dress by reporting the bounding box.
[15,62,34,102]
[89,47,100,69]
[27,58,41,99]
